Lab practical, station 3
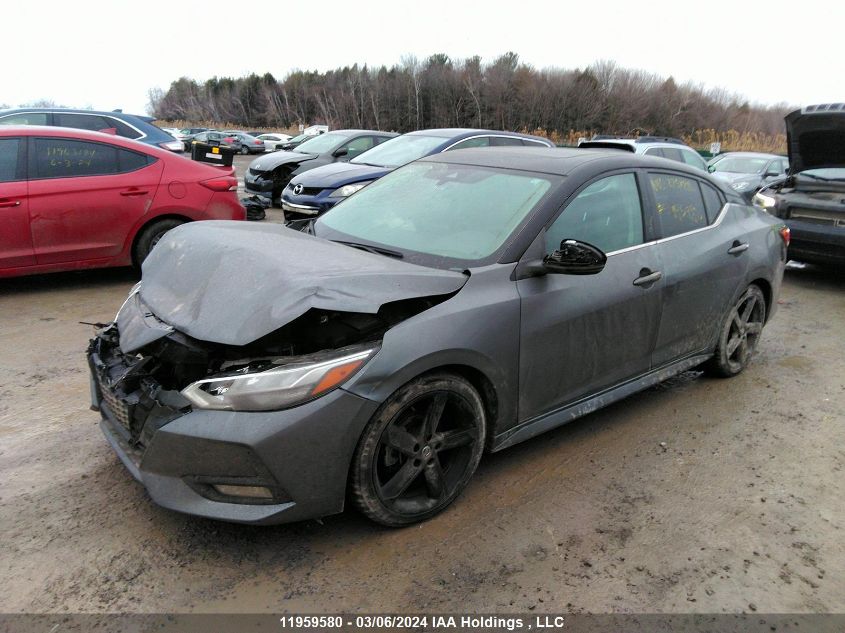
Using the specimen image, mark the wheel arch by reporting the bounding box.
[748,277,772,321]
[129,213,193,266]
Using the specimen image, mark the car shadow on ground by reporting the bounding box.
[783,261,845,291]
[0,267,140,297]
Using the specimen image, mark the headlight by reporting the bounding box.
[753,191,777,209]
[731,181,754,191]
[329,181,373,198]
[181,346,377,411]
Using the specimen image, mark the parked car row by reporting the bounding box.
[246,128,554,212]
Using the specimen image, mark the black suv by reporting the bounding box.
[753,104,845,267]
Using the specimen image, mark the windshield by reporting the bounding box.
[350,134,445,168]
[315,162,556,265]
[712,157,770,174]
[295,132,349,154]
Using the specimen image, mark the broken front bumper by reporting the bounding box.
[88,332,379,525]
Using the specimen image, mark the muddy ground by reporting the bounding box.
[1,238,843,614]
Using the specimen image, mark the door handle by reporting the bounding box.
[728,241,749,255]
[633,268,662,287]
[0,199,21,208]
[119,188,149,197]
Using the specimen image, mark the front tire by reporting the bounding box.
[705,285,766,377]
[133,219,185,267]
[350,373,486,527]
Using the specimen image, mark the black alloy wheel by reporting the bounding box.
[351,373,486,527]
[706,284,766,377]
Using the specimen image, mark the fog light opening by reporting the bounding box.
[212,484,275,499]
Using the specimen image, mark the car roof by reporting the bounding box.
[713,151,784,159]
[420,146,718,179]
[321,129,398,136]
[0,125,180,159]
[404,128,550,144]
[0,107,155,123]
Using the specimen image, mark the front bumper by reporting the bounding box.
[786,218,845,267]
[88,333,379,525]
[280,191,339,218]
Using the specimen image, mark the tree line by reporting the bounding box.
[149,53,791,144]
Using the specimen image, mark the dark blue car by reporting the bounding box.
[280,128,554,218]
[0,108,185,152]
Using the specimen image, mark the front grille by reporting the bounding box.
[99,377,132,431]
[789,208,843,226]
[287,183,323,196]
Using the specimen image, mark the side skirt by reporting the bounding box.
[492,353,712,452]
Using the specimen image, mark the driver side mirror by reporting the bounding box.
[544,240,607,275]
[333,147,349,158]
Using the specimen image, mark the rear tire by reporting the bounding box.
[705,285,766,378]
[240,146,249,155]
[350,373,486,527]
[133,219,185,267]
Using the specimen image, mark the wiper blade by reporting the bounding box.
[331,240,404,258]
[798,172,839,182]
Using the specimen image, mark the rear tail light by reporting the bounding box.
[200,176,238,192]
[224,137,235,143]
[254,140,262,144]
[779,225,791,247]
[160,139,185,152]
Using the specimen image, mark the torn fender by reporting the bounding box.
[138,221,468,346]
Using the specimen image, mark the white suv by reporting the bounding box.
[578,136,708,171]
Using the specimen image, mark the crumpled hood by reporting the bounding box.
[785,105,845,173]
[138,221,468,346]
[291,162,391,188]
[250,151,317,172]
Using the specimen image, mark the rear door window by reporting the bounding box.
[55,113,115,133]
[0,138,22,181]
[32,138,119,179]
[648,173,708,237]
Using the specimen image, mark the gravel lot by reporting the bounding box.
[1,157,843,614]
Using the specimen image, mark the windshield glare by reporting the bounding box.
[350,135,445,167]
[713,157,770,174]
[295,133,349,154]
[316,162,556,263]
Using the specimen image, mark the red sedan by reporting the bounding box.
[0,126,245,278]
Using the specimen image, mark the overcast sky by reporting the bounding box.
[4,0,840,116]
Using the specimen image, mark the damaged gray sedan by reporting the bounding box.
[88,147,788,527]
